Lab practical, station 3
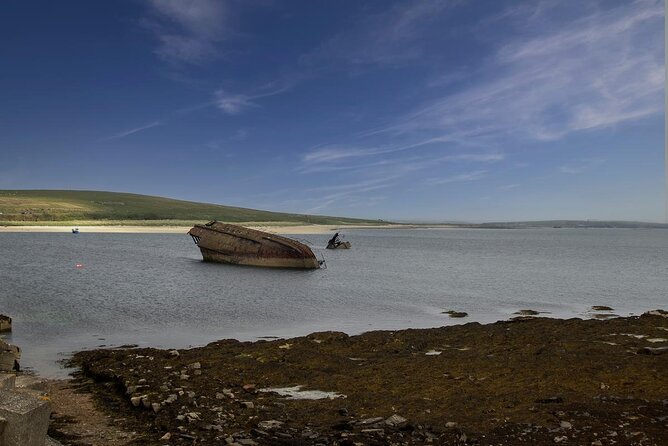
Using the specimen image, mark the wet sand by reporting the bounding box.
[52,311,668,445]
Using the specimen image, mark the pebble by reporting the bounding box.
[384,414,407,427]
[359,417,384,425]
[189,362,201,369]
[560,421,572,429]
[258,420,284,430]
[152,403,161,413]
[445,421,458,428]
[554,435,568,443]
[240,401,255,409]
[646,309,668,318]
[160,432,171,440]
[130,396,142,407]
[638,346,668,355]
[169,350,180,357]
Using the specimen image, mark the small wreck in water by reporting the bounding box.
[188,221,322,269]
[326,232,351,249]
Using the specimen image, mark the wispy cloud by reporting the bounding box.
[559,158,605,175]
[290,1,662,217]
[302,135,499,165]
[213,81,297,115]
[301,178,396,213]
[300,135,504,174]
[425,170,488,185]
[144,0,228,64]
[498,183,520,191]
[301,1,455,68]
[214,90,256,115]
[105,121,162,140]
[249,178,397,215]
[369,0,663,142]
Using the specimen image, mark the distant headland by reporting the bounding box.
[0,190,666,232]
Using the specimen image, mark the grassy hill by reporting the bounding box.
[0,190,384,226]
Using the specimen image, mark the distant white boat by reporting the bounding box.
[72,228,79,234]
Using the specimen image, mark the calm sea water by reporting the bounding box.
[0,228,666,377]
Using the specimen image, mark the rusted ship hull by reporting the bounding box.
[188,222,321,269]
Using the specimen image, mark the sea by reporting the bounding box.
[0,228,666,378]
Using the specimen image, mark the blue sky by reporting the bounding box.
[0,0,664,222]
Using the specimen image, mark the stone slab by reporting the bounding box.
[0,315,11,332]
[0,341,20,372]
[0,375,15,390]
[0,389,51,446]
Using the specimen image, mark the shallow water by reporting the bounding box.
[0,228,666,377]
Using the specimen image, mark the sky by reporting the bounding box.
[0,0,665,222]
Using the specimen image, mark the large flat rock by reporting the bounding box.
[0,341,19,372]
[0,389,51,446]
[0,375,14,390]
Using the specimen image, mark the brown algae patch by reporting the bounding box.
[592,313,620,319]
[67,312,668,445]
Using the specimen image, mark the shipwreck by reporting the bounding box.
[326,232,351,249]
[188,221,322,269]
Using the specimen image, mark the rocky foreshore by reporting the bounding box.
[54,312,668,445]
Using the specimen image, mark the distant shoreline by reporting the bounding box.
[0,223,442,234]
[2,221,664,233]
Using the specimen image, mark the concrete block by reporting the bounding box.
[0,390,51,446]
[0,315,11,332]
[0,341,19,372]
[0,375,15,390]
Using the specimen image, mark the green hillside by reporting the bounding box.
[0,190,383,226]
